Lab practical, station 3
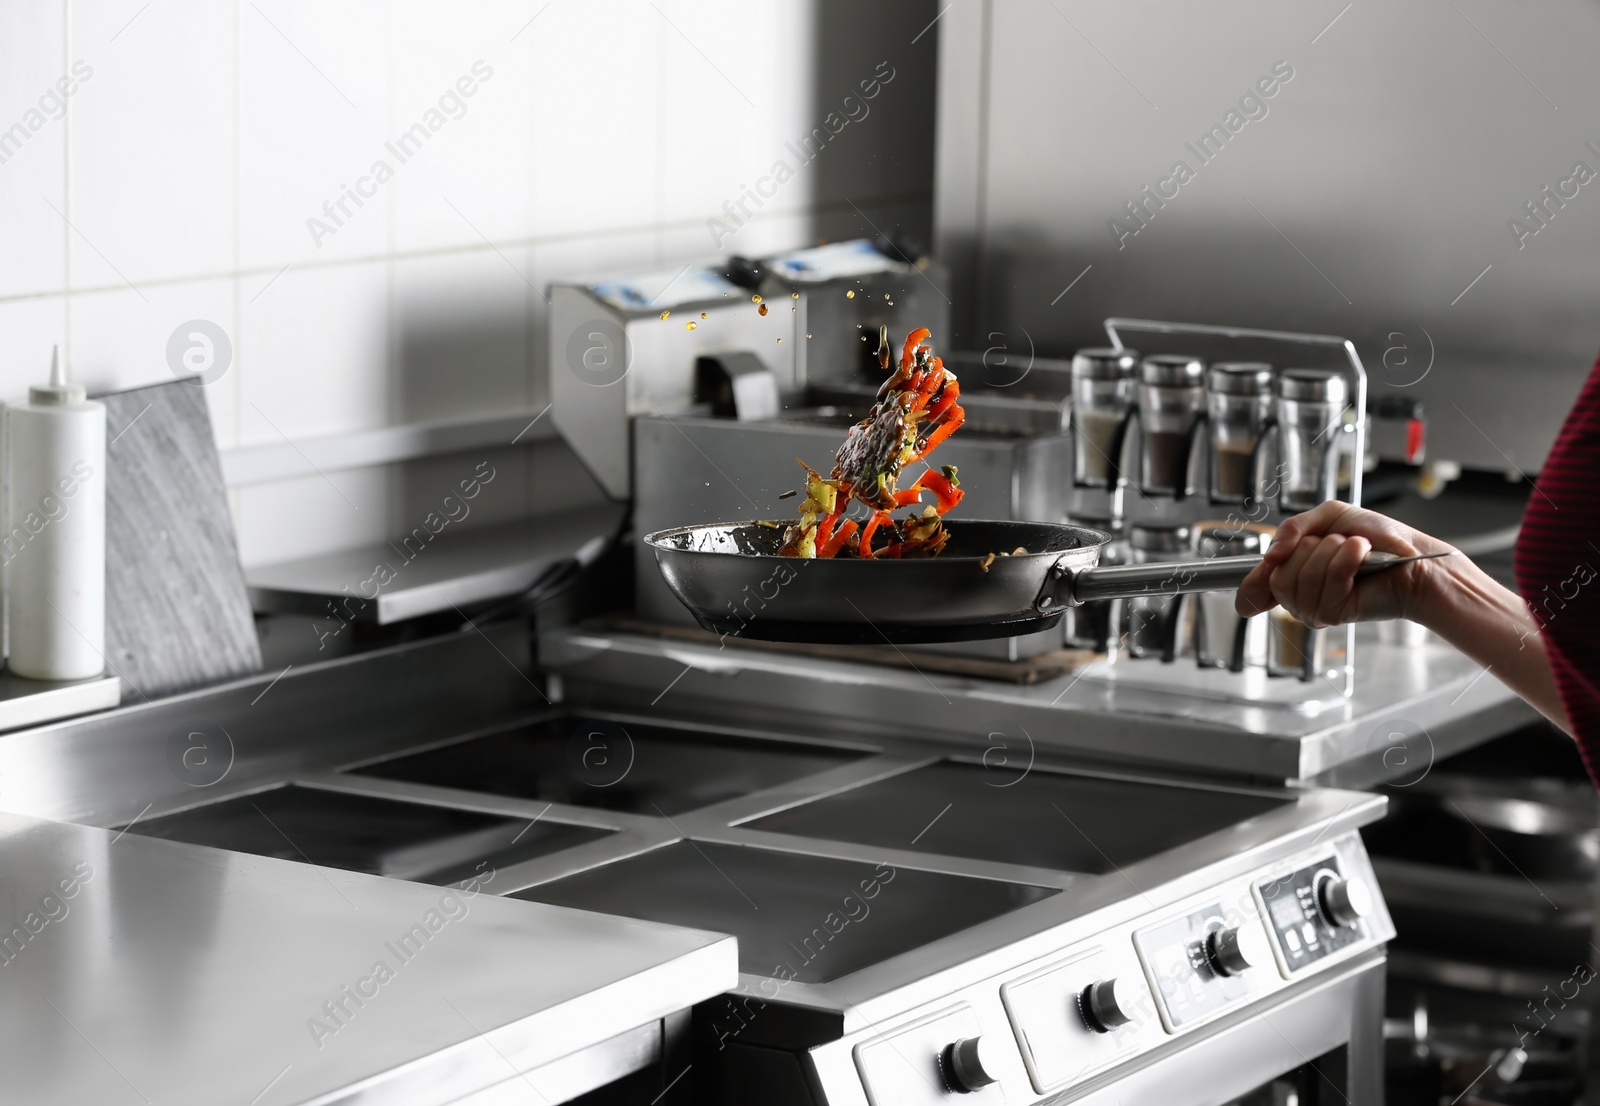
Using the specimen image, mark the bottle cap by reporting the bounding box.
[1139,354,1206,387]
[1208,362,1275,395]
[1071,348,1140,381]
[29,346,86,406]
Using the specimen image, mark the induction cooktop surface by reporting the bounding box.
[127,784,610,885]
[511,840,1056,983]
[349,715,865,816]
[743,760,1290,874]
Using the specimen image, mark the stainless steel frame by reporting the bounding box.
[1097,317,1369,699]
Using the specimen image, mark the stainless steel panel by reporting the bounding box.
[542,623,1535,782]
[0,624,548,825]
[760,257,952,391]
[549,283,801,499]
[935,0,1600,471]
[0,812,736,1106]
[0,670,120,733]
[447,1022,662,1105]
[247,505,624,624]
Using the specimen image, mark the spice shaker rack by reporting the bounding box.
[1067,317,1370,701]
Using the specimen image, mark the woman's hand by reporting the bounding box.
[1235,500,1456,627]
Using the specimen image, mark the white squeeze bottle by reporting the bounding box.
[3,347,106,681]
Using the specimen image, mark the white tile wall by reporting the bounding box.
[68,277,240,446]
[69,0,236,287]
[0,0,935,567]
[239,260,390,445]
[0,0,67,301]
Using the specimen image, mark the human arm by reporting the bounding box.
[1235,499,1570,732]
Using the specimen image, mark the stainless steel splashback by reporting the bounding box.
[935,0,1600,472]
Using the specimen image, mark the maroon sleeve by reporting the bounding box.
[1513,355,1600,780]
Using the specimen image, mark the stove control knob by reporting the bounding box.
[941,1036,996,1094]
[1209,923,1268,976]
[1081,978,1135,1032]
[1318,875,1372,927]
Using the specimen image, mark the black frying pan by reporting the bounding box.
[644,519,1450,644]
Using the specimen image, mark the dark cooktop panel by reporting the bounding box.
[514,841,1056,984]
[745,761,1290,874]
[127,785,609,886]
[349,716,865,816]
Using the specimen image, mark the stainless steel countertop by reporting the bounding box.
[0,811,735,1106]
[247,504,624,625]
[542,623,1535,785]
[0,668,120,732]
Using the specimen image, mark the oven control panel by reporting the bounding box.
[1132,899,1276,1031]
[999,946,1162,1094]
[853,1003,1007,1105]
[834,833,1393,1106]
[1253,853,1372,974]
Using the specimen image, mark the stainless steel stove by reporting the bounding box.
[121,701,1394,1105]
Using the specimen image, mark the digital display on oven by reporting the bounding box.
[1256,857,1364,972]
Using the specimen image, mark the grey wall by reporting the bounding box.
[935,0,1600,473]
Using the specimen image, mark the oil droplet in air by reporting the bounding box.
[700,311,708,319]
[806,333,813,339]
[791,291,799,299]
[685,321,697,331]
[758,303,768,316]
[775,337,782,343]
[884,293,892,301]
[846,290,855,299]
[752,294,763,304]
[660,310,670,321]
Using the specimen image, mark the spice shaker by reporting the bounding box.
[1206,362,1274,504]
[1125,522,1191,659]
[1269,610,1325,678]
[1193,523,1272,670]
[1275,369,1348,511]
[1063,515,1126,651]
[1136,355,1205,496]
[1070,348,1139,487]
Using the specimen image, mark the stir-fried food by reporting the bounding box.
[779,326,968,558]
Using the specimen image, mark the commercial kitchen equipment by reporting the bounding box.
[9,624,1394,1106]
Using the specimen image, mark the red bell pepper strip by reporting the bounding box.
[926,378,961,422]
[901,327,931,372]
[819,518,858,558]
[814,509,840,551]
[857,511,892,558]
[916,468,964,514]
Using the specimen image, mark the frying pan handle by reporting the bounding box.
[1052,550,1434,607]
[1064,555,1263,606]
